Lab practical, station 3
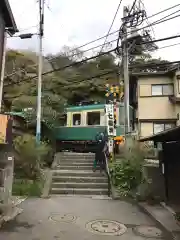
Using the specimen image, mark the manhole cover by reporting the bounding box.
[49,214,77,223]
[133,226,163,238]
[86,220,127,236]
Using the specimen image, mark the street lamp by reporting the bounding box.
[19,33,36,39]
[7,33,37,39]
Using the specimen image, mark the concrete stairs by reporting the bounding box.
[51,152,108,195]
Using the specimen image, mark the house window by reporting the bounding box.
[153,122,176,134]
[87,112,100,125]
[151,84,173,96]
[73,113,81,125]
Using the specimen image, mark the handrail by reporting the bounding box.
[104,151,111,197]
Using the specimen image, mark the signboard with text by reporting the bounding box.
[105,104,115,137]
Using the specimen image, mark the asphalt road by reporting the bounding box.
[0,196,171,240]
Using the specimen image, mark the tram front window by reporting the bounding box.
[73,114,81,125]
[87,112,100,125]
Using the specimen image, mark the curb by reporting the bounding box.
[137,202,175,239]
[0,206,23,229]
[0,197,26,229]
[41,170,53,198]
[11,197,27,206]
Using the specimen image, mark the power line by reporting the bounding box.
[119,34,180,55]
[127,10,180,36]
[7,59,180,95]
[99,0,123,53]
[129,0,137,14]
[6,4,180,78]
[150,8,180,23]
[5,4,180,81]
[116,11,180,53]
[117,4,180,56]
[63,61,180,86]
[5,33,180,87]
[128,41,180,56]
[49,3,180,62]
[121,4,180,37]
[50,60,180,88]
[4,37,119,79]
[144,3,180,20]
[54,34,180,73]
[50,38,118,61]
[5,52,180,90]
[4,50,180,91]
[157,42,180,50]
[62,70,117,88]
[4,48,116,87]
[5,30,180,83]
[139,34,180,45]
[128,35,180,55]
[6,31,119,77]
[139,0,156,37]
[5,38,118,78]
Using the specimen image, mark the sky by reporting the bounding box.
[7,0,180,61]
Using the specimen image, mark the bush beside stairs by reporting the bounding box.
[50,152,108,196]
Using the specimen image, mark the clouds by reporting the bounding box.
[7,0,180,61]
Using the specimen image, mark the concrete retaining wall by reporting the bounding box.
[142,160,165,200]
[0,151,14,204]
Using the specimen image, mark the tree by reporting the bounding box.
[3,50,65,127]
[3,46,170,127]
[48,49,119,104]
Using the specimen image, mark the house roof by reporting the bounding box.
[1,0,18,35]
[139,125,180,143]
[130,64,180,78]
[67,104,105,112]
[66,102,126,112]
[131,71,169,77]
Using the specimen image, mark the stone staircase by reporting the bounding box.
[51,152,108,195]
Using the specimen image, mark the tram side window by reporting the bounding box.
[87,112,100,125]
[73,113,81,125]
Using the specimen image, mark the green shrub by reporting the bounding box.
[110,142,146,197]
[12,179,43,196]
[13,134,51,179]
[175,212,180,222]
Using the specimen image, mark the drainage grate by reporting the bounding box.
[49,214,77,223]
[86,220,127,236]
[133,225,163,238]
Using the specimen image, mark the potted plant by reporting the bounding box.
[174,212,180,226]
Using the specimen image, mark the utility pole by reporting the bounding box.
[36,0,44,143]
[122,6,130,135]
[0,32,7,112]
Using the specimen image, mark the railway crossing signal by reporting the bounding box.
[105,83,125,160]
[114,136,125,145]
